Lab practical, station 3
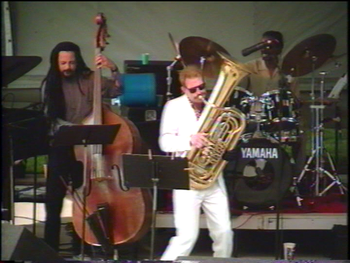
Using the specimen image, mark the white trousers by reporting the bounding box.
[160,181,233,261]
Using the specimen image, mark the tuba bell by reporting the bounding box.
[187,52,252,190]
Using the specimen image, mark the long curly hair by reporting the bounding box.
[42,41,91,120]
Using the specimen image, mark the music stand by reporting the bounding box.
[52,124,120,147]
[122,153,189,260]
[51,124,120,260]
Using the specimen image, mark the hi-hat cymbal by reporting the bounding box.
[282,34,336,77]
[179,36,230,78]
[2,56,42,87]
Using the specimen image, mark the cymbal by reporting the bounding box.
[2,56,42,87]
[282,34,336,77]
[179,36,230,78]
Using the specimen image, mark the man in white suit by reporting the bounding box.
[159,65,233,261]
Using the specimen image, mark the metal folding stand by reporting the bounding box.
[52,124,121,261]
[295,71,347,199]
[4,116,48,236]
[166,56,182,102]
[122,152,189,260]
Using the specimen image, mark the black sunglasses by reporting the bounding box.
[187,83,206,94]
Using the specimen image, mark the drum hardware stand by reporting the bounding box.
[250,97,269,139]
[5,121,42,234]
[4,132,15,224]
[294,71,347,203]
[334,105,342,166]
[166,55,181,102]
[270,86,287,260]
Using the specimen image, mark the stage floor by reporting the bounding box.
[5,199,347,261]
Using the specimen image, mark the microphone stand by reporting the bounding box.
[166,55,181,102]
[274,75,288,260]
[334,105,341,166]
[5,121,40,233]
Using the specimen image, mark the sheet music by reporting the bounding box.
[328,73,347,99]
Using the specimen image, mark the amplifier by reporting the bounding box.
[124,60,183,105]
[120,105,163,123]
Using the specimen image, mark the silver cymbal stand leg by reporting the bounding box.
[166,55,181,102]
[290,56,317,205]
[310,56,317,155]
[296,71,347,200]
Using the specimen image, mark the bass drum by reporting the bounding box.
[232,137,293,207]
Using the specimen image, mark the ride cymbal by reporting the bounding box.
[179,36,230,78]
[282,34,336,77]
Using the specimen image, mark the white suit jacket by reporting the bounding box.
[159,94,226,192]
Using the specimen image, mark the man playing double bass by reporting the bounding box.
[41,41,121,252]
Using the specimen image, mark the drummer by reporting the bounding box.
[238,30,306,176]
[241,30,299,98]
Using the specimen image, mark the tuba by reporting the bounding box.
[187,52,252,190]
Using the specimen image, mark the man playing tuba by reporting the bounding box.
[159,65,233,261]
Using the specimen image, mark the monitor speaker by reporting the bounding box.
[177,256,262,262]
[1,223,66,262]
[177,256,341,262]
[124,60,183,105]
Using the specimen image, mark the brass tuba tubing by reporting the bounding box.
[187,52,252,190]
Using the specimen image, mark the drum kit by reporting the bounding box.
[166,33,347,207]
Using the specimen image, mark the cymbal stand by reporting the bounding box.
[248,97,262,136]
[309,56,317,153]
[200,56,205,70]
[166,55,181,102]
[296,71,347,199]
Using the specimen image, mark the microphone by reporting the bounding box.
[241,39,279,57]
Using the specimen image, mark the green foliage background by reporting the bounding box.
[25,128,348,174]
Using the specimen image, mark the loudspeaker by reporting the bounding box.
[120,106,163,123]
[119,105,164,155]
[177,257,346,262]
[1,223,66,262]
[134,120,163,155]
[331,225,348,259]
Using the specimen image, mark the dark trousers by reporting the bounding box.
[44,145,82,251]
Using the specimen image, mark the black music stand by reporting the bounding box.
[122,153,189,260]
[52,124,120,147]
[52,124,120,260]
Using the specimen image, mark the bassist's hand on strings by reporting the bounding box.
[95,54,120,87]
[95,54,118,72]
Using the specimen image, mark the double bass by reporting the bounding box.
[72,13,152,251]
